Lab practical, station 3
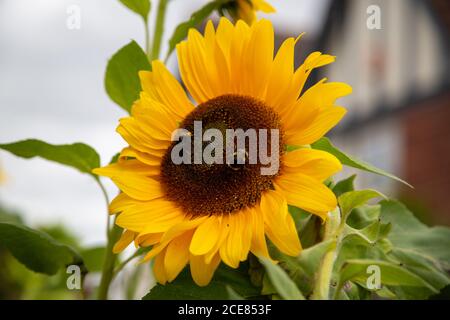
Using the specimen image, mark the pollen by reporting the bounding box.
[160,94,284,216]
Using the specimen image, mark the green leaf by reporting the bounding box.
[334,200,450,299]
[337,259,437,294]
[105,41,151,113]
[338,189,386,221]
[332,175,356,197]
[259,257,305,300]
[380,200,450,267]
[270,240,335,297]
[119,0,151,22]
[0,206,23,225]
[0,223,83,275]
[294,240,336,279]
[343,221,392,245]
[346,204,381,229]
[143,264,260,300]
[312,137,411,187]
[0,139,100,178]
[80,247,106,272]
[166,1,219,59]
[226,286,244,300]
[109,152,120,164]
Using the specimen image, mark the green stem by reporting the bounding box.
[311,208,342,300]
[144,19,151,58]
[150,0,169,60]
[113,249,143,278]
[96,179,111,236]
[97,222,122,300]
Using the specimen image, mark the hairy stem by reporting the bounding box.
[311,207,342,300]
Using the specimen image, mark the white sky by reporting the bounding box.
[0,0,329,246]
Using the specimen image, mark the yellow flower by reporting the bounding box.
[224,0,276,24]
[94,18,351,286]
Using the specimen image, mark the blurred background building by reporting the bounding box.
[314,0,450,225]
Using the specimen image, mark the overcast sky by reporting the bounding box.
[0,0,330,246]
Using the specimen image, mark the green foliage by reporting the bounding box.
[143,264,260,300]
[119,0,151,22]
[259,257,305,300]
[109,152,120,164]
[336,259,437,294]
[0,206,23,225]
[166,1,220,60]
[105,40,151,113]
[226,286,245,300]
[338,189,386,220]
[0,223,83,275]
[312,137,411,187]
[81,247,107,273]
[0,139,100,178]
[332,175,356,197]
[331,199,450,299]
[273,185,450,300]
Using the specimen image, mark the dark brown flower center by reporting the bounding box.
[160,94,284,216]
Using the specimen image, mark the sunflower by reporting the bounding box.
[222,0,276,25]
[93,18,351,286]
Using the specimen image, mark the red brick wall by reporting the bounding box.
[402,91,450,225]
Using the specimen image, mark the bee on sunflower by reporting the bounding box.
[94,18,351,286]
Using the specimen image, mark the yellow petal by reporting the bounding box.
[177,29,214,103]
[265,37,297,111]
[204,215,230,264]
[111,175,163,201]
[164,231,193,282]
[285,106,347,146]
[249,206,270,259]
[142,216,208,262]
[295,52,336,95]
[116,198,183,232]
[118,117,172,150]
[241,19,274,97]
[190,216,221,256]
[190,253,221,286]
[282,148,342,181]
[275,173,337,219]
[139,60,194,119]
[119,147,163,167]
[135,232,163,247]
[109,192,138,214]
[113,230,135,253]
[219,211,250,268]
[260,191,301,256]
[143,242,167,262]
[93,159,159,178]
[283,80,351,144]
[160,216,208,244]
[254,0,276,13]
[153,249,168,285]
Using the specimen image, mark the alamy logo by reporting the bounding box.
[366,5,382,30]
[66,5,81,30]
[66,265,81,290]
[366,265,381,290]
[170,121,280,175]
